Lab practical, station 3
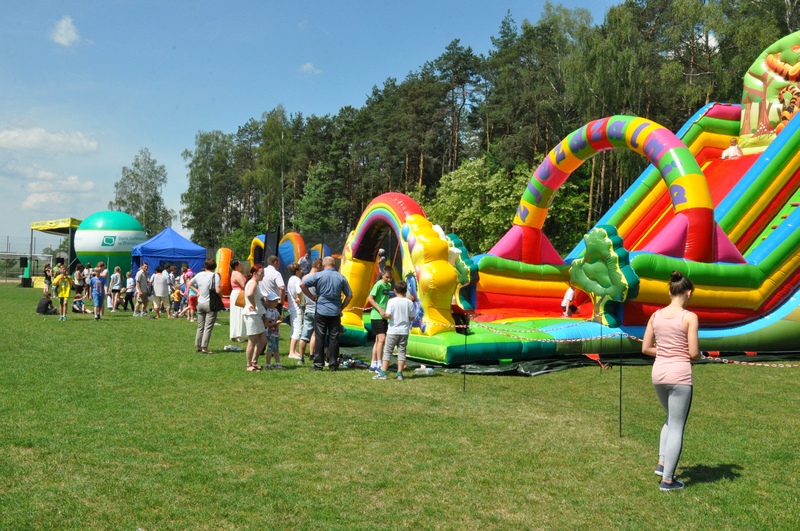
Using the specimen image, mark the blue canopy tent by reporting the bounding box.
[131,227,206,279]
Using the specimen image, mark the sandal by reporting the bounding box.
[246,365,260,371]
[201,349,214,354]
[274,364,285,370]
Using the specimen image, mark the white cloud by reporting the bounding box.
[19,165,59,181]
[299,62,322,75]
[26,174,91,192]
[22,192,64,209]
[21,177,96,210]
[51,15,81,47]
[0,127,98,153]
[0,161,96,211]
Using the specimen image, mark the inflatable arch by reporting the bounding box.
[247,234,269,266]
[277,232,306,277]
[493,115,742,265]
[475,116,746,322]
[307,243,332,263]
[339,193,471,344]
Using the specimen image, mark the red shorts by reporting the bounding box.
[188,295,198,310]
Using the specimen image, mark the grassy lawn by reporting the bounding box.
[1,284,799,529]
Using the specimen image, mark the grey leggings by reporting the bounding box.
[654,384,693,481]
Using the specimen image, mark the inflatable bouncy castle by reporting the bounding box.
[335,31,800,365]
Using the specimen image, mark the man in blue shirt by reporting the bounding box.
[300,256,353,371]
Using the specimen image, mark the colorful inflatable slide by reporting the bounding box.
[337,31,800,365]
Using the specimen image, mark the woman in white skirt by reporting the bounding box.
[243,264,267,371]
[229,260,247,342]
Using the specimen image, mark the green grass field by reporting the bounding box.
[2,284,799,529]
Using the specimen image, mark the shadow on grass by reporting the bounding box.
[682,463,743,484]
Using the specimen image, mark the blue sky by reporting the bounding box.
[0,0,619,244]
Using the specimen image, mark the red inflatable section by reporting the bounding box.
[475,291,565,317]
[624,302,757,327]
[491,225,563,265]
[681,208,715,262]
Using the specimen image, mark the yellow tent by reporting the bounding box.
[26,217,83,283]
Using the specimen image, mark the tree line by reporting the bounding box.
[116,1,800,258]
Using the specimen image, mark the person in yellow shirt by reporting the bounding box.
[52,264,74,321]
[171,284,182,317]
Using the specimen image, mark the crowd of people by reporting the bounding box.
[229,253,356,372]
[40,262,115,321]
[226,252,412,375]
[36,261,213,323]
[39,250,417,375]
[36,259,228,362]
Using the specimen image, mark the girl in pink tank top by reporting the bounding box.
[651,309,693,385]
[642,271,701,491]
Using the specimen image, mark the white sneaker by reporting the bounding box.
[288,353,301,360]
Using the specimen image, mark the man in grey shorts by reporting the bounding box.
[134,263,150,317]
[297,258,322,364]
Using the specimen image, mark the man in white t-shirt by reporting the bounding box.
[373,280,415,381]
[259,255,285,306]
[150,265,171,318]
